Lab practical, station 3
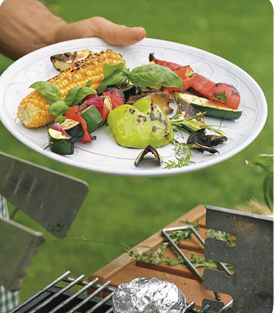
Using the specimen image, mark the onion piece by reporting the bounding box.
[79,94,104,115]
[52,123,69,136]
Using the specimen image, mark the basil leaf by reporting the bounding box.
[48,100,69,116]
[65,86,97,107]
[98,68,129,94]
[55,115,67,123]
[86,80,92,87]
[129,64,183,90]
[103,62,126,78]
[30,81,61,104]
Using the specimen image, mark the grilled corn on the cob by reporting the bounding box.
[17,49,125,128]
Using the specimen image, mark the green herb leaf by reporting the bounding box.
[86,80,92,87]
[98,68,129,94]
[213,91,227,104]
[129,63,183,90]
[48,100,69,116]
[54,115,67,123]
[103,62,126,78]
[30,81,61,104]
[64,86,97,107]
[246,154,273,173]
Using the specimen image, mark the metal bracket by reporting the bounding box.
[203,205,273,313]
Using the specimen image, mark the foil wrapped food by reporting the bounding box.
[112,277,187,313]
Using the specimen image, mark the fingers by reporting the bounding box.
[57,16,146,46]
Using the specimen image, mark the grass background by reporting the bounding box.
[0,0,273,303]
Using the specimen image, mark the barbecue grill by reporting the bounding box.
[10,205,273,313]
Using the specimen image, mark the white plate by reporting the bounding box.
[0,38,267,177]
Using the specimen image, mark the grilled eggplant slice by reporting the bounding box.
[60,118,85,142]
[134,145,163,167]
[50,49,91,71]
[187,128,227,154]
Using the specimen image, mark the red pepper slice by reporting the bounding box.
[190,73,216,97]
[166,66,194,92]
[64,106,92,142]
[209,83,240,110]
[149,53,182,71]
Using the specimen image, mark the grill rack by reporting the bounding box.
[10,271,232,313]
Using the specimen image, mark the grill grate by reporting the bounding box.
[10,271,115,313]
[10,271,232,313]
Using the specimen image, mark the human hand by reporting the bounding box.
[0,0,146,60]
[56,17,146,47]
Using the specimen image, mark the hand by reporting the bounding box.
[0,0,146,60]
[57,17,146,47]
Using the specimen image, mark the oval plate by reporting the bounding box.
[0,38,267,177]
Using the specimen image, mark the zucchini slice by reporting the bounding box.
[81,105,104,133]
[48,129,74,155]
[174,92,242,120]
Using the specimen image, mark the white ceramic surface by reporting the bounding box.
[0,38,267,177]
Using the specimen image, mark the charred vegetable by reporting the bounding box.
[50,49,91,71]
[174,92,242,120]
[107,99,174,149]
[175,96,205,133]
[81,105,104,133]
[101,86,125,109]
[134,145,163,167]
[59,119,85,142]
[187,128,227,154]
[48,129,74,155]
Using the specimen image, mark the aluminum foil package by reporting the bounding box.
[112,277,187,313]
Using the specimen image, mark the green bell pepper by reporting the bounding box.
[108,99,174,148]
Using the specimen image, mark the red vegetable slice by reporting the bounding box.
[52,123,69,137]
[102,87,125,109]
[64,106,92,142]
[149,53,182,71]
[166,66,194,92]
[209,83,240,110]
[190,73,216,97]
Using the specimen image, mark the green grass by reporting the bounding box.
[0,0,273,303]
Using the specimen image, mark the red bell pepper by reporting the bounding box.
[64,106,92,142]
[149,53,182,71]
[190,73,216,97]
[208,83,240,110]
[166,66,194,92]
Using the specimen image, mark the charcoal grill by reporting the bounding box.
[9,271,231,313]
[10,205,273,313]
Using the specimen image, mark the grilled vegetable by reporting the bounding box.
[174,92,242,120]
[101,86,125,109]
[149,53,194,92]
[17,50,125,128]
[187,128,227,154]
[81,105,104,133]
[134,145,163,167]
[59,119,84,142]
[50,49,91,71]
[64,106,93,142]
[190,73,240,110]
[48,129,74,155]
[108,99,174,149]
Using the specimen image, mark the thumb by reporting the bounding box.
[57,17,146,46]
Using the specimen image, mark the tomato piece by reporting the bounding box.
[64,106,92,142]
[209,83,240,110]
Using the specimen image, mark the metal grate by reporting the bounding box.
[10,271,115,313]
[9,271,231,313]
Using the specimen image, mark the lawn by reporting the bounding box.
[0,0,273,303]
